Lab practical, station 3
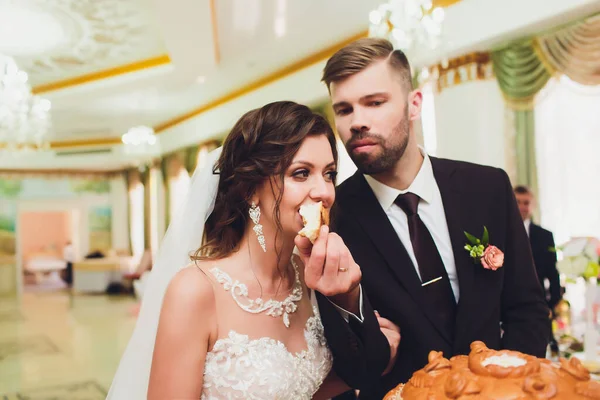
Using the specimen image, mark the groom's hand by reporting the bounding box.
[295,226,362,314]
[376,311,401,375]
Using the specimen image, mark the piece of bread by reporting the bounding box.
[298,201,330,243]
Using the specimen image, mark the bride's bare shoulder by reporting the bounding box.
[163,262,216,311]
[155,262,217,362]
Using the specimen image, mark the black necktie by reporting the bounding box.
[395,192,456,338]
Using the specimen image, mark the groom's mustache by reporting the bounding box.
[347,133,383,150]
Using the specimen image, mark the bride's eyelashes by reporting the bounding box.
[325,170,338,182]
[291,169,338,182]
[292,169,310,180]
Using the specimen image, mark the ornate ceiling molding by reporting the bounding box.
[418,52,494,92]
[1,0,166,87]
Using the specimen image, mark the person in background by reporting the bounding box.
[62,240,74,286]
[514,185,561,353]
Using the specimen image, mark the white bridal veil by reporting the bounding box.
[107,147,223,399]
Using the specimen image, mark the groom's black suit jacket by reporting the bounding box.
[317,157,550,399]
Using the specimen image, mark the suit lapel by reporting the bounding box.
[430,158,475,343]
[344,172,453,345]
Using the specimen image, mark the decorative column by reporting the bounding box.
[424,53,507,169]
[140,167,151,251]
[110,175,130,254]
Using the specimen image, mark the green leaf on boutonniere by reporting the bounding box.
[464,231,479,245]
[482,226,489,247]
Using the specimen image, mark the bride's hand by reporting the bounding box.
[376,311,400,376]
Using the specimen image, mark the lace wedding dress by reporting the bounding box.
[200,260,333,399]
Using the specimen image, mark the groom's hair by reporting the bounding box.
[322,38,413,92]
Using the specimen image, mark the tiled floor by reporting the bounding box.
[0,289,137,398]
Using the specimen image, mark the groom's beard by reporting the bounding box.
[346,107,410,175]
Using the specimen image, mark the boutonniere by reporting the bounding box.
[464,226,504,271]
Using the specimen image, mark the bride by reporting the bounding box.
[108,101,399,399]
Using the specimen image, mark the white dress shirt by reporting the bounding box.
[524,218,531,237]
[364,148,460,302]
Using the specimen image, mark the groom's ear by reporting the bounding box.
[408,89,423,121]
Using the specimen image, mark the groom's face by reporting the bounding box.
[330,60,418,175]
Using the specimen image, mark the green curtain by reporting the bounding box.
[491,39,551,109]
[490,12,600,109]
[490,40,548,198]
[490,13,600,200]
[160,157,171,228]
[123,169,134,256]
[184,145,201,175]
[513,110,538,196]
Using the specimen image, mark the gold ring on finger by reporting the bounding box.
[338,267,348,272]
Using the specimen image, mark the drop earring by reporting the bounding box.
[249,202,266,252]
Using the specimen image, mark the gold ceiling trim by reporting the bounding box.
[0,168,123,178]
[154,29,369,133]
[420,51,493,93]
[49,137,123,149]
[432,0,463,8]
[437,52,490,72]
[28,30,368,150]
[31,54,171,94]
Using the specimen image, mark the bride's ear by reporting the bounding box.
[248,192,259,209]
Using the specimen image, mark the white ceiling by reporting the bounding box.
[45,0,380,142]
[1,0,166,86]
[1,0,599,170]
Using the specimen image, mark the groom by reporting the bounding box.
[300,38,550,399]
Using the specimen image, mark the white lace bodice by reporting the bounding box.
[201,308,333,399]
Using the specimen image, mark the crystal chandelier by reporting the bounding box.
[369,0,446,57]
[0,54,52,154]
[121,125,158,156]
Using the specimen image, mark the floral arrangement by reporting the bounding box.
[556,237,600,279]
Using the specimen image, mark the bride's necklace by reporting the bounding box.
[210,258,302,328]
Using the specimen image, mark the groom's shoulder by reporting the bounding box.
[432,157,510,188]
[335,171,363,198]
[335,172,365,204]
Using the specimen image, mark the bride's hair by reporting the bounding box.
[193,101,337,261]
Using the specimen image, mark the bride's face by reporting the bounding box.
[257,134,337,240]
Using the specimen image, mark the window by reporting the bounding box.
[535,76,600,245]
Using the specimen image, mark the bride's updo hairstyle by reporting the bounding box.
[193,101,337,261]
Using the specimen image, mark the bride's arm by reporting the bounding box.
[148,266,216,399]
[313,370,353,400]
